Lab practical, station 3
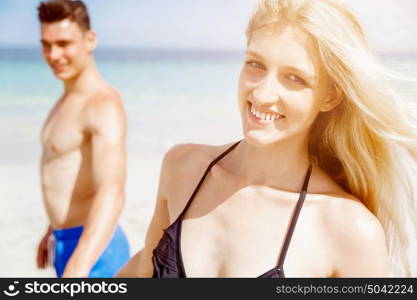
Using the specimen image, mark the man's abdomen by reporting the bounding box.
[41,149,94,228]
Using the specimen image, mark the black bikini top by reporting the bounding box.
[152,141,312,278]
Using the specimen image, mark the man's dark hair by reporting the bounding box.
[38,0,90,31]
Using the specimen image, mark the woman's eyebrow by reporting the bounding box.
[284,65,317,83]
[245,50,263,60]
[245,49,318,83]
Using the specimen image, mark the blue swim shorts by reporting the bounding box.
[51,225,130,278]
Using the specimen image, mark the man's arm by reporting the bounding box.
[63,94,127,277]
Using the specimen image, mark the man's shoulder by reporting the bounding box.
[82,85,126,132]
[84,85,123,113]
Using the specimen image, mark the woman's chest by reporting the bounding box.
[178,186,334,277]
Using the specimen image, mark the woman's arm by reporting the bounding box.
[116,148,178,277]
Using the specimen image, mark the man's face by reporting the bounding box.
[40,19,94,81]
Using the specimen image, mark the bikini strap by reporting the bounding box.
[277,163,313,269]
[178,140,241,220]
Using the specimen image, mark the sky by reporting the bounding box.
[0,0,416,52]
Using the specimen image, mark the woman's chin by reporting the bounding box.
[243,130,285,147]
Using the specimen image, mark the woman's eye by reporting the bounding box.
[288,74,306,85]
[246,60,264,70]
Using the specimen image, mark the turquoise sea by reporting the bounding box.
[0,48,416,276]
[0,48,247,164]
[0,48,248,276]
[0,48,416,165]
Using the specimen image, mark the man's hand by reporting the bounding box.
[36,226,52,269]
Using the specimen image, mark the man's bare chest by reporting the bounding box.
[42,103,86,157]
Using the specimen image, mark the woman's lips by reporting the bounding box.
[247,102,285,124]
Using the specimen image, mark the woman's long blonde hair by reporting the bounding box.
[247,0,417,276]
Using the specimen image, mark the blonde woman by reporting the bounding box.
[120,0,417,277]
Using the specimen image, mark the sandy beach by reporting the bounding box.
[0,118,241,277]
[1,47,416,277]
[0,127,166,277]
[0,57,242,277]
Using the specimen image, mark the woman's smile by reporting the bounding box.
[247,102,286,124]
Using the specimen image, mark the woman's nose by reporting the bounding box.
[252,74,280,106]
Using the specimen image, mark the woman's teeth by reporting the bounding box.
[250,104,283,121]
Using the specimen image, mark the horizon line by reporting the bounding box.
[0,46,416,57]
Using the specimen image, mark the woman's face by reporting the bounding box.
[238,22,335,147]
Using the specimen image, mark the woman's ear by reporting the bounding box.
[320,84,342,112]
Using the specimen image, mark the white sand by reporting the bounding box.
[0,103,241,277]
[0,153,162,277]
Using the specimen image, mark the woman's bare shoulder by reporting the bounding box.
[162,142,238,175]
[159,142,239,216]
[314,191,388,276]
[310,167,384,242]
[308,166,388,276]
[310,166,377,223]
[321,193,383,236]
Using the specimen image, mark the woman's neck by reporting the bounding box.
[228,138,312,192]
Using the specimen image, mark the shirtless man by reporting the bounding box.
[35,0,130,278]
